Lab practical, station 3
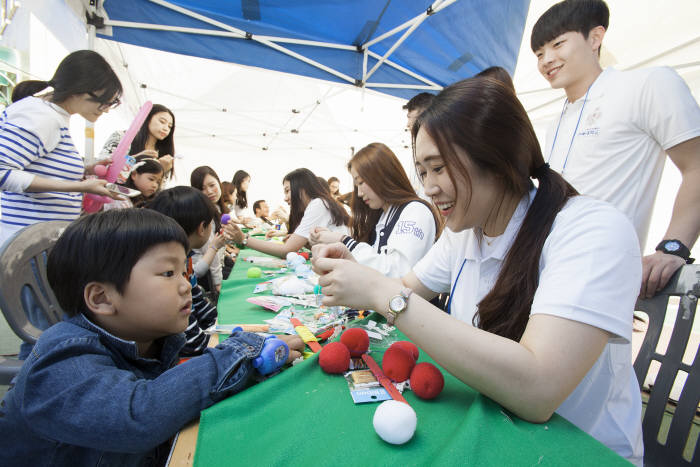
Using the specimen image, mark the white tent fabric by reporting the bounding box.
[1,0,699,258]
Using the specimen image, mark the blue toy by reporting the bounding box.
[253,335,290,375]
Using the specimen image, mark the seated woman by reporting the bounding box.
[246,168,349,258]
[100,104,176,185]
[310,143,441,277]
[311,77,643,465]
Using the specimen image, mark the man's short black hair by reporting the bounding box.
[531,0,609,52]
[47,209,189,317]
[253,199,266,213]
[402,92,436,111]
[146,186,219,235]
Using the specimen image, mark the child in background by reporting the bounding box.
[103,156,164,210]
[146,186,231,355]
[230,169,255,226]
[190,166,236,294]
[0,209,303,465]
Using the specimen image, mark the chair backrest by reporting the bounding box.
[634,264,700,466]
[0,221,70,344]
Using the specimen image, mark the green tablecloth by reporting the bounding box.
[194,250,630,466]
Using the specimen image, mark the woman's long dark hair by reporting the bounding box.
[130,104,176,179]
[413,77,578,342]
[191,165,228,215]
[12,50,122,105]
[284,168,349,235]
[232,170,250,209]
[348,142,441,243]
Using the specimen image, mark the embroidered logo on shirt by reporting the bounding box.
[396,221,424,239]
[578,127,600,137]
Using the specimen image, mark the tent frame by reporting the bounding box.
[86,0,458,93]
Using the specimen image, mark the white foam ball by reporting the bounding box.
[372,400,417,445]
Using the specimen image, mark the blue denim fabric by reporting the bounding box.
[0,314,266,466]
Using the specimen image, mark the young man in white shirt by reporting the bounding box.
[531,0,700,298]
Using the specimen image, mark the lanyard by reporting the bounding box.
[446,258,467,315]
[547,83,593,173]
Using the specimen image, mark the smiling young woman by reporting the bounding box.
[311,76,644,465]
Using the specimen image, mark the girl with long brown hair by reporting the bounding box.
[311,77,643,464]
[245,168,349,258]
[310,143,440,277]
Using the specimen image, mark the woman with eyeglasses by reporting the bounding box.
[0,50,123,246]
[99,103,176,183]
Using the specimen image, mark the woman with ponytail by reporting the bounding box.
[0,50,123,246]
[311,77,643,465]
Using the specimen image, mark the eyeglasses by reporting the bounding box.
[87,92,121,111]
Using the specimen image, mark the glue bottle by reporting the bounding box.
[314,284,324,307]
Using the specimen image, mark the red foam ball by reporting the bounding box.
[298,251,310,260]
[381,346,415,382]
[390,341,419,361]
[318,342,350,374]
[410,362,444,399]
[340,328,369,357]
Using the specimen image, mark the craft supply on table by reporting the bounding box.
[373,400,417,445]
[247,266,262,278]
[209,324,270,334]
[290,317,321,353]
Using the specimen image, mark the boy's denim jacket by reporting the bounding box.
[0,314,266,466]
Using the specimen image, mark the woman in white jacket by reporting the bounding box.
[310,143,441,277]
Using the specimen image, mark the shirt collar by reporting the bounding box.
[70,314,185,365]
[464,187,536,262]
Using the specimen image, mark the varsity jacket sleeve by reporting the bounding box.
[346,202,437,278]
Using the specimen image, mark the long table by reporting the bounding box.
[173,249,631,466]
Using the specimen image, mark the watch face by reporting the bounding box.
[664,241,681,252]
[390,296,406,312]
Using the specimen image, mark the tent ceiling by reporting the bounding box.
[92,0,529,100]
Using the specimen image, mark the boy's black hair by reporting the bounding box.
[402,92,435,111]
[146,186,220,235]
[47,209,189,317]
[530,0,609,53]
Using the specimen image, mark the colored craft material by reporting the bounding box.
[247,267,262,278]
[373,400,417,445]
[381,346,415,383]
[290,318,321,352]
[340,328,369,357]
[83,101,153,213]
[298,251,310,260]
[362,354,407,404]
[410,362,444,400]
[391,341,419,361]
[318,341,350,374]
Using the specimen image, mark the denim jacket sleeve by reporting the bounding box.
[19,330,266,453]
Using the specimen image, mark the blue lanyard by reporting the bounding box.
[547,84,593,173]
[446,258,467,315]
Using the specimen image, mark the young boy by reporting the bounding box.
[147,186,239,355]
[531,0,700,297]
[0,209,303,465]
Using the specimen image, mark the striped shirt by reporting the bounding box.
[0,97,84,241]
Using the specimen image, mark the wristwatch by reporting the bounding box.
[655,239,694,264]
[387,287,413,325]
[242,233,249,246]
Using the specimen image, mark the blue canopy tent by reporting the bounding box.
[89,0,529,100]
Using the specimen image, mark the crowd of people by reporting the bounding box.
[0,1,698,465]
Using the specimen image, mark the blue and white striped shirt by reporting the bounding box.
[0,97,84,242]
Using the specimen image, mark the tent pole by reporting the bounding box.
[84,22,96,165]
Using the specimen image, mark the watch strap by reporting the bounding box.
[656,239,693,263]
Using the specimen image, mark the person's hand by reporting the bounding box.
[158,154,174,173]
[309,227,343,246]
[84,157,111,176]
[277,334,304,363]
[311,243,356,271]
[133,149,158,158]
[212,232,227,250]
[640,251,686,298]
[223,222,244,244]
[80,178,124,200]
[265,230,280,239]
[312,253,397,311]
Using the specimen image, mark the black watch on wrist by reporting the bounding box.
[655,239,694,264]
